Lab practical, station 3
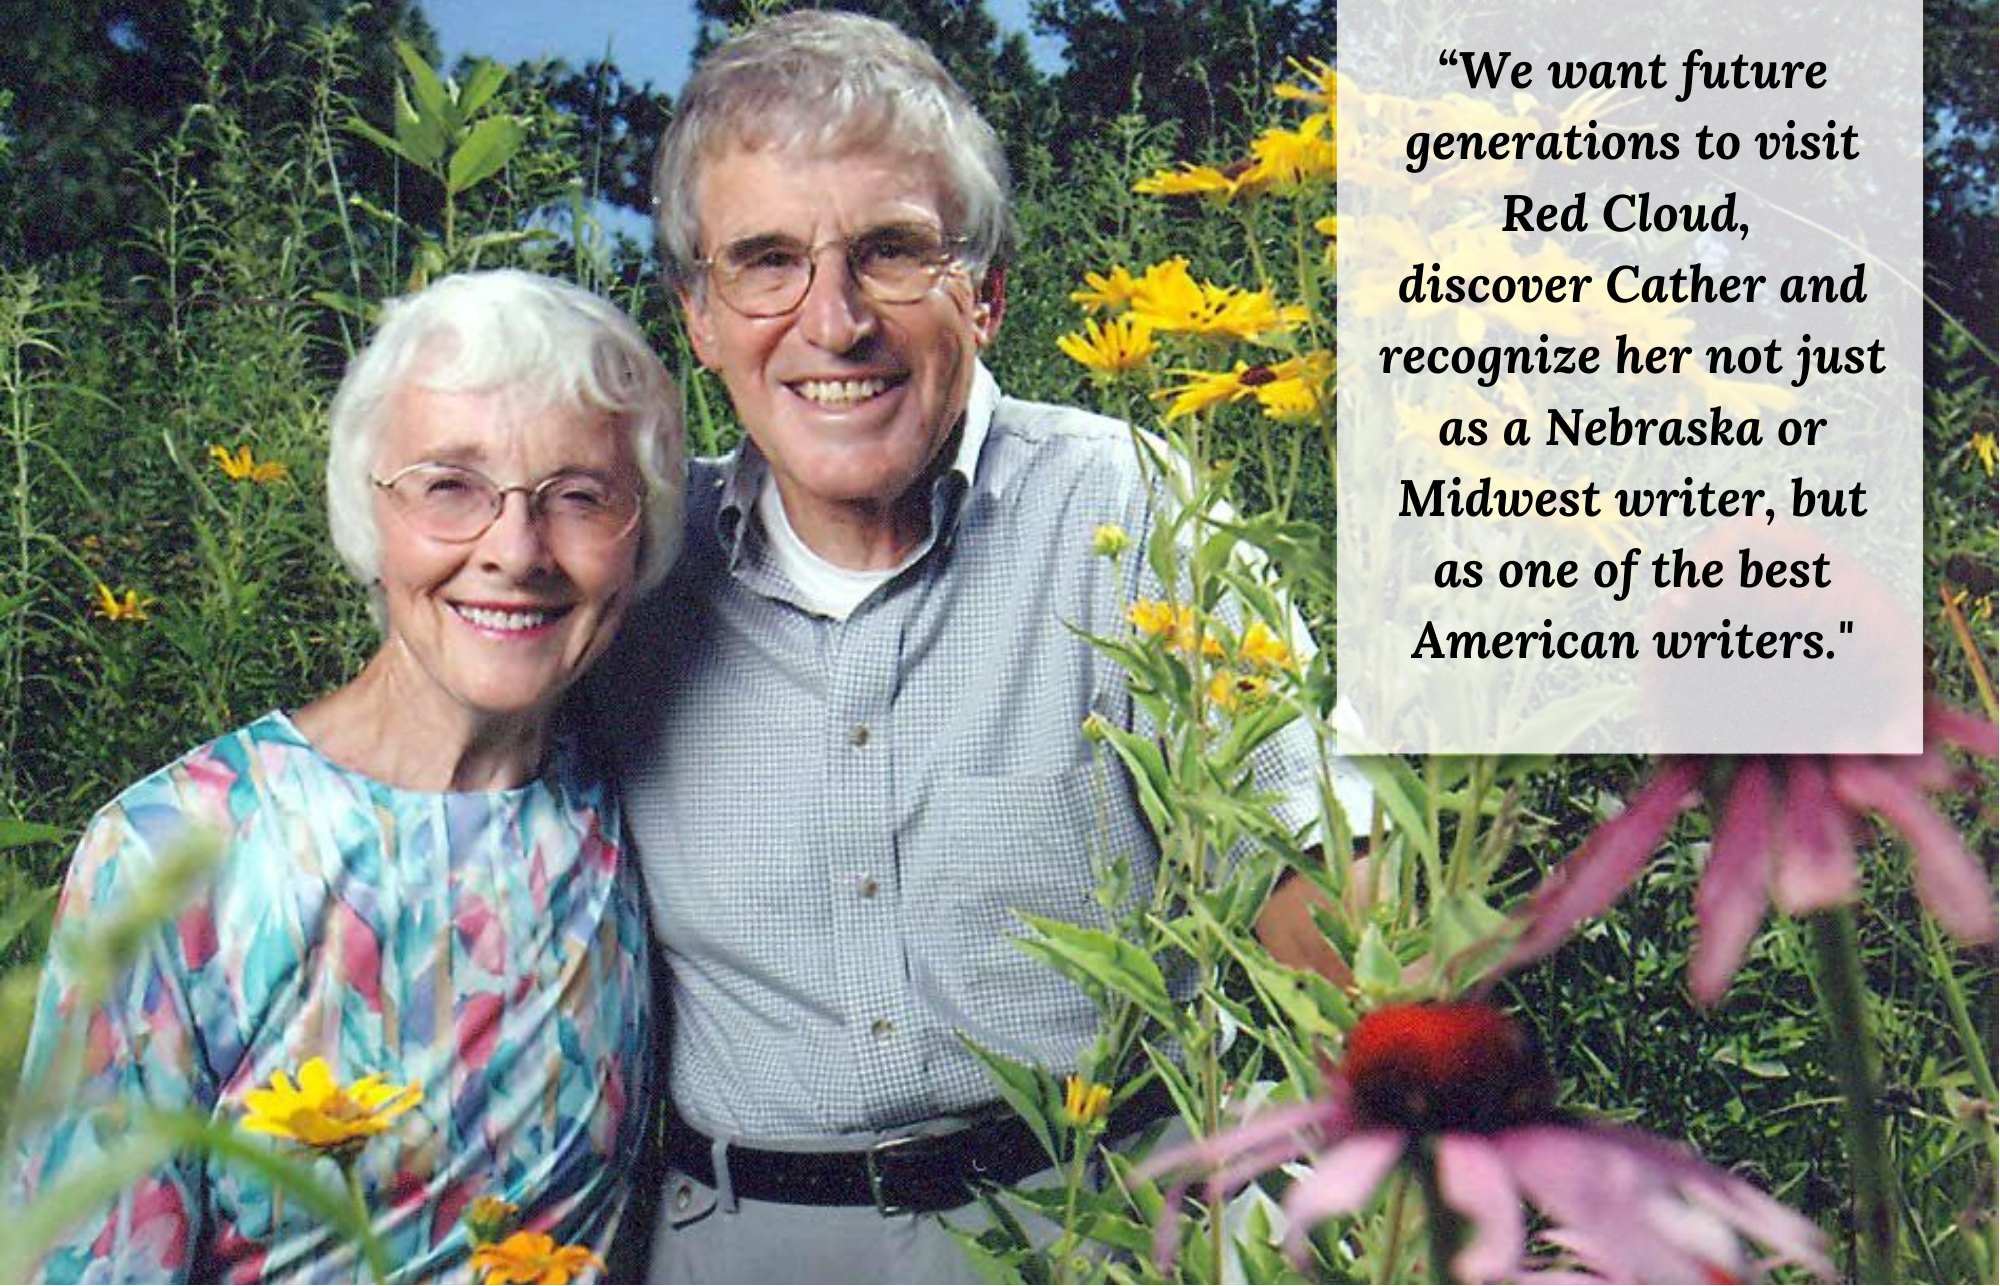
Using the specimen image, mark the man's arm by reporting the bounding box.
[1252,848,1370,986]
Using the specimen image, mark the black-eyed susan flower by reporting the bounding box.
[1127,259,1307,344]
[1274,57,1335,112]
[92,582,151,623]
[1069,265,1143,314]
[469,1231,605,1286]
[1061,1075,1113,1129]
[1251,350,1333,422]
[1056,314,1157,375]
[1206,669,1271,712]
[1157,365,1257,421]
[241,1057,422,1156]
[1091,524,1130,558]
[1238,620,1295,671]
[209,443,287,483]
[1247,115,1336,188]
[1134,160,1268,204]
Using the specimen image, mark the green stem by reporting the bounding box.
[339,1156,390,1283]
[1808,908,1898,1283]
[1920,915,1999,1168]
[1412,1142,1464,1283]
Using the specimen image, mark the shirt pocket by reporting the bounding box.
[924,766,1158,1063]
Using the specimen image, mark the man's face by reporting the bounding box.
[679,144,1002,558]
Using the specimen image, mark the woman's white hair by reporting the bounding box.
[326,270,684,608]
[651,9,1012,295]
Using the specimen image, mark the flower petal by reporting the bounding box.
[1507,760,1701,968]
[1926,697,1998,761]
[1279,1130,1406,1261]
[298,1058,335,1098]
[1434,1133,1526,1283]
[1498,1125,1705,1283]
[1769,759,1859,915]
[1691,759,1775,1005]
[1832,757,1998,944]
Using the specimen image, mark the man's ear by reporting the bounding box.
[678,287,719,368]
[971,264,1006,346]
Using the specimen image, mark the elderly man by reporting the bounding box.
[594,11,1362,1282]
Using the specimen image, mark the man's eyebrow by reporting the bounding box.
[715,231,800,257]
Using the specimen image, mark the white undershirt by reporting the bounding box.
[752,366,999,621]
[756,470,921,620]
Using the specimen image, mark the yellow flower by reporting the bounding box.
[209,443,287,484]
[1127,259,1307,344]
[1061,1075,1113,1128]
[1246,115,1335,188]
[464,1196,523,1245]
[1274,57,1335,111]
[241,1057,422,1154]
[1238,620,1295,671]
[1125,600,1222,658]
[1091,524,1130,558]
[1126,598,1179,639]
[92,582,151,622]
[469,1231,605,1286]
[1056,314,1157,375]
[1251,350,1334,423]
[1972,429,1996,476]
[1207,669,1272,712]
[1133,161,1267,204]
[1158,365,1256,421]
[1315,214,1338,266]
[1070,265,1142,314]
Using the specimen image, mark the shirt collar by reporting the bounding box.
[713,360,999,560]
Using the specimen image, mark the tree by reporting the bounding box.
[1030,0,1333,157]
[0,0,431,265]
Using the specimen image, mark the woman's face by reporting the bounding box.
[369,383,642,730]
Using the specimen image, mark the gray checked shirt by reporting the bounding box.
[592,365,1358,1141]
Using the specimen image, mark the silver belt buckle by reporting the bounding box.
[864,1132,921,1216]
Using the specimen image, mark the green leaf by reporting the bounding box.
[1012,913,1177,1029]
[958,1035,1059,1165]
[1352,923,1402,995]
[0,820,65,850]
[0,882,57,956]
[392,82,448,170]
[456,60,510,117]
[1349,757,1430,857]
[395,39,463,136]
[446,116,526,195]
[342,116,425,170]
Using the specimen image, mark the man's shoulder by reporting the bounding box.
[981,390,1164,500]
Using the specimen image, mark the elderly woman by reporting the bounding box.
[5,270,681,1282]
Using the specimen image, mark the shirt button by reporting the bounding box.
[849,724,871,747]
[859,876,880,899]
[870,1016,894,1040]
[673,1184,693,1211]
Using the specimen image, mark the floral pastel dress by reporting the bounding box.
[5,711,651,1283]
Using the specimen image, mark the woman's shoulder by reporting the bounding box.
[56,713,308,917]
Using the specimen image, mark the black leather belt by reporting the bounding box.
[667,1082,1176,1214]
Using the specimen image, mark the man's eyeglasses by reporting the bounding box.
[695,223,973,318]
[372,462,641,548]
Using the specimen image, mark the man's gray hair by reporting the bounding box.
[652,9,1012,295]
[326,270,685,607]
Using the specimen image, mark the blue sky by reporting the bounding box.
[423,0,1065,93]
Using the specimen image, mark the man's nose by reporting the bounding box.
[795,244,879,352]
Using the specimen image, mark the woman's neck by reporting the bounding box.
[291,645,551,792]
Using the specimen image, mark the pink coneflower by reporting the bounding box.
[1509,698,1998,1004]
[1144,1003,1830,1284]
